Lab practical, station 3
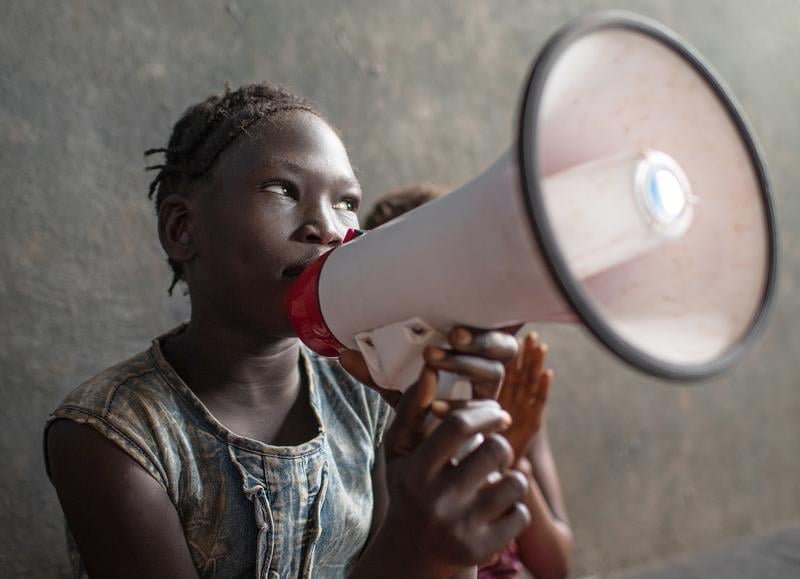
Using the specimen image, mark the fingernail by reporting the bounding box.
[427,347,446,361]
[452,328,472,346]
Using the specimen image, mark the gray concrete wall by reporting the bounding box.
[1,1,798,576]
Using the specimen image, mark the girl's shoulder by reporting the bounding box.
[45,337,190,490]
[52,348,172,417]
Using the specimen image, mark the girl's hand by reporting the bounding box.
[342,328,528,578]
[339,326,519,405]
[363,369,531,578]
[497,332,553,465]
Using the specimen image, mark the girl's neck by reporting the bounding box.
[163,317,302,407]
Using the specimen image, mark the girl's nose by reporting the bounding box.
[293,205,344,247]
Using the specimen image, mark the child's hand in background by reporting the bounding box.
[497,332,553,465]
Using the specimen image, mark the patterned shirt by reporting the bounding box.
[45,326,391,578]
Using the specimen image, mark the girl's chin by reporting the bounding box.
[273,315,299,340]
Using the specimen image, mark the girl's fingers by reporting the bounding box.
[532,343,547,381]
[469,469,529,522]
[515,456,534,478]
[519,336,539,386]
[443,432,516,493]
[385,367,439,457]
[429,398,490,418]
[446,327,519,364]
[536,370,553,407]
[414,402,511,477]
[514,334,537,404]
[525,370,552,430]
[521,338,548,403]
[499,349,520,410]
[503,345,521,382]
[477,502,532,555]
[424,347,505,386]
[526,370,552,428]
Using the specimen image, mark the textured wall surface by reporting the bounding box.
[1,1,798,576]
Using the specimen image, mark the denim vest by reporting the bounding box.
[45,327,391,578]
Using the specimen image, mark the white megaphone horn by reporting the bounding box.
[287,11,778,391]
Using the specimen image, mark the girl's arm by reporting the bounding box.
[47,419,200,579]
[515,423,574,579]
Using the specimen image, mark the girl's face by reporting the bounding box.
[187,110,361,339]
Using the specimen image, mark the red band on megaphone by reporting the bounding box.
[286,228,363,357]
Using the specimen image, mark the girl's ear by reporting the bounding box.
[158,194,196,267]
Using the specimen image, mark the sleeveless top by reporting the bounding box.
[44,327,392,578]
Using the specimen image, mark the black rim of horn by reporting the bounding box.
[517,10,778,382]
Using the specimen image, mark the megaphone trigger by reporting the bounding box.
[355,317,448,392]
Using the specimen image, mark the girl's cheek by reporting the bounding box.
[341,212,359,229]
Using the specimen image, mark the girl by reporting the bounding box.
[44,83,531,578]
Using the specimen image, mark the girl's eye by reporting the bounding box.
[333,198,358,212]
[259,182,292,197]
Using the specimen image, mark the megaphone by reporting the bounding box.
[287,11,777,390]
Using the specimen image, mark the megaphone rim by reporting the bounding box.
[517,10,779,382]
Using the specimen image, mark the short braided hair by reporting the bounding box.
[145,82,323,294]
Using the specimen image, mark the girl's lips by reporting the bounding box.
[282,256,321,278]
[282,264,308,278]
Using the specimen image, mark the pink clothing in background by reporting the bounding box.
[477,541,521,578]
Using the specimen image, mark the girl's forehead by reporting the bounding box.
[253,111,344,154]
[217,111,357,182]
